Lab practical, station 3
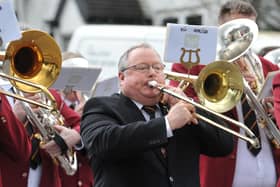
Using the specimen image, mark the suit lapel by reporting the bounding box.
[119,94,168,170]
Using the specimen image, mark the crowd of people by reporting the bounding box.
[0,0,280,187]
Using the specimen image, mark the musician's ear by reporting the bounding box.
[119,72,124,81]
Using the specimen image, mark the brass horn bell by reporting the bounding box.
[216,18,258,62]
[0,30,62,93]
[165,61,243,113]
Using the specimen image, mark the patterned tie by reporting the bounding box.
[142,105,167,158]
[142,105,157,120]
[25,121,42,169]
[241,94,262,156]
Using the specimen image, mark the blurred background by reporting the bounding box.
[9,0,280,85]
[12,0,280,51]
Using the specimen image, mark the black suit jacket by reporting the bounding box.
[81,93,233,187]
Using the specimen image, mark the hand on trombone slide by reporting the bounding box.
[150,81,199,130]
[261,96,275,119]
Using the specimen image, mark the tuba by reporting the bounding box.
[216,18,264,93]
[216,18,280,148]
[0,30,77,175]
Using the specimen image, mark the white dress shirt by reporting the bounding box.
[132,100,173,138]
[232,101,277,187]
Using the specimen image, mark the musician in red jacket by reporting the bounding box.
[0,93,32,187]
[273,73,280,129]
[273,73,280,187]
[1,89,81,187]
[58,52,94,187]
[170,1,280,186]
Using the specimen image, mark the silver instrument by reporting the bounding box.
[217,18,280,148]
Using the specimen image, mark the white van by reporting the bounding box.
[67,24,280,82]
[252,31,280,54]
[67,24,167,81]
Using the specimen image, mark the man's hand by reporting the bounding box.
[167,101,198,130]
[262,96,275,119]
[161,86,187,106]
[13,93,42,122]
[41,125,80,157]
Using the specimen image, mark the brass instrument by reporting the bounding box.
[149,74,260,148]
[165,61,244,113]
[217,18,280,148]
[0,30,77,175]
[216,18,264,93]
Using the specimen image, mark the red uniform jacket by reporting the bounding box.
[1,89,81,187]
[59,151,94,187]
[0,94,32,187]
[58,99,94,187]
[273,73,280,129]
[273,72,280,187]
[171,56,280,187]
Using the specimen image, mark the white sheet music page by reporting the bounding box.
[51,65,102,92]
[164,23,218,65]
[91,76,119,97]
[258,70,280,100]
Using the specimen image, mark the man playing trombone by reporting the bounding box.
[170,1,280,187]
[81,43,233,187]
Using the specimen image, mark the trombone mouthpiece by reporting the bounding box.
[148,80,158,88]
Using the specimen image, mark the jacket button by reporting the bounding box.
[169,176,174,182]
[78,180,83,186]
[229,154,235,159]
[22,172,28,178]
[1,116,7,124]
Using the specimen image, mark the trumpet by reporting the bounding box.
[0,30,77,175]
[148,80,260,148]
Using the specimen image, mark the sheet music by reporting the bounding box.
[91,76,119,97]
[51,65,102,92]
[164,23,218,65]
[257,70,280,100]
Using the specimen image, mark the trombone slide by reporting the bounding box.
[148,80,260,149]
[243,80,280,149]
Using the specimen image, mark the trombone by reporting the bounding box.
[152,61,260,148]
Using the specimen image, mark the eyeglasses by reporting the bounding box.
[122,63,165,73]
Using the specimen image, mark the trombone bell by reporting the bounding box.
[196,61,243,113]
[165,61,243,113]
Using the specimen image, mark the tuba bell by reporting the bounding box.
[216,18,280,149]
[216,18,264,93]
[0,30,78,175]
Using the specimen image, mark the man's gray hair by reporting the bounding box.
[118,43,161,72]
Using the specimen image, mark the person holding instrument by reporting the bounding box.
[170,1,280,187]
[0,93,32,187]
[81,43,233,187]
[1,89,81,187]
